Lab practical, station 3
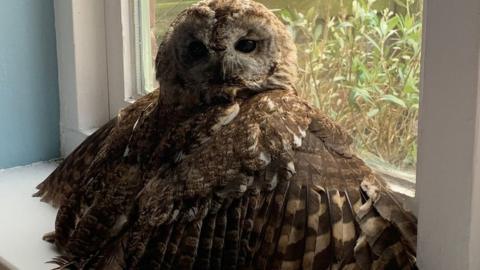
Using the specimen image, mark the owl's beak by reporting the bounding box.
[206,46,245,98]
[210,60,232,85]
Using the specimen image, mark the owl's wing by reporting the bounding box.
[262,114,417,270]
[49,92,416,270]
[34,90,160,207]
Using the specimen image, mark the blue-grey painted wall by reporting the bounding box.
[0,0,59,169]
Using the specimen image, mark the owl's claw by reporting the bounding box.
[43,231,56,243]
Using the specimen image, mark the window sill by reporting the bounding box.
[0,162,59,270]
[364,157,416,214]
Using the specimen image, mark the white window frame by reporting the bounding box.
[105,0,140,114]
[106,0,157,111]
[54,0,480,268]
[416,0,480,269]
[54,0,140,156]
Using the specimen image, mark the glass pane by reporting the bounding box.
[133,0,159,96]
[146,0,422,181]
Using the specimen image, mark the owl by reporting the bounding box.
[34,0,417,269]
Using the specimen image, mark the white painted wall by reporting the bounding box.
[416,0,480,269]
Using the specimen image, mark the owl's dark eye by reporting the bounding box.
[188,41,209,59]
[235,39,257,53]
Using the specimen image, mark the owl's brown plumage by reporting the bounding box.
[35,0,416,269]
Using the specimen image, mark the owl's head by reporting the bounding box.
[155,0,298,107]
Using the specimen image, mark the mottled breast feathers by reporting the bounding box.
[36,89,416,270]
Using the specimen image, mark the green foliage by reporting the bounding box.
[280,0,422,170]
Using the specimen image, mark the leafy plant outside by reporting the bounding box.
[279,0,422,171]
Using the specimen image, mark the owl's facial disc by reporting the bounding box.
[156,0,298,106]
[177,15,279,102]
